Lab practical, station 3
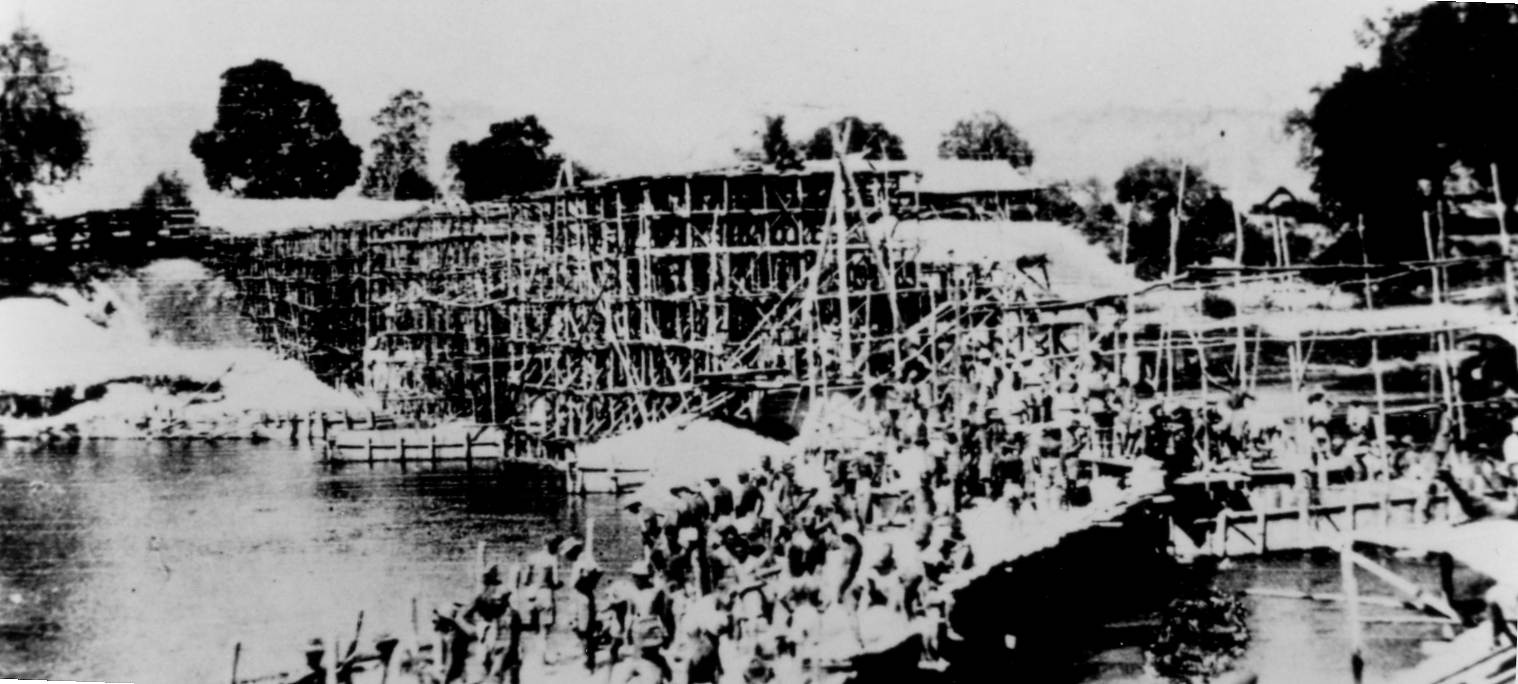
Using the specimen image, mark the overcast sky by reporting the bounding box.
[5,0,1429,211]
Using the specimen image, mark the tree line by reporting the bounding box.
[5,2,1515,275]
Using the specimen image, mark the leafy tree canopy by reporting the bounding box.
[1288,3,1518,258]
[1114,158,1236,280]
[0,26,89,236]
[447,115,591,203]
[190,59,362,199]
[362,89,436,201]
[801,116,905,161]
[135,170,191,209]
[938,111,1035,169]
[737,115,803,171]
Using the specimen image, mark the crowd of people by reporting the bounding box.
[268,314,1518,684]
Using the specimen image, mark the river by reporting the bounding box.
[1,441,1450,684]
[0,440,642,683]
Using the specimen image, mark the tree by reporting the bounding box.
[1041,178,1124,255]
[0,26,89,239]
[800,116,905,161]
[938,111,1035,169]
[1287,3,1518,260]
[737,115,802,170]
[446,115,583,203]
[190,59,361,199]
[361,89,437,200]
[1114,158,1236,280]
[135,171,191,209]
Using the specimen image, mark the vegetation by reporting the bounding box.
[1146,589,1252,683]
[1112,158,1236,280]
[1288,2,1518,259]
[938,111,1035,169]
[190,59,362,199]
[737,115,803,170]
[446,115,590,203]
[361,89,437,201]
[135,171,191,210]
[799,115,905,161]
[0,26,89,241]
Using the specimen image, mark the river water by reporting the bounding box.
[0,440,642,683]
[1,441,1449,684]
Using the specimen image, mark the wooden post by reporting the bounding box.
[366,436,374,465]
[1423,209,1463,440]
[327,632,339,684]
[1492,163,1516,315]
[464,431,474,469]
[1169,161,1186,279]
[1213,511,1228,557]
[1341,541,1364,683]
[230,641,241,684]
[476,540,487,591]
[1232,200,1247,382]
[1357,216,1390,470]
[429,433,438,464]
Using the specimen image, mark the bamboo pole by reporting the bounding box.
[1169,162,1186,280]
[1357,216,1390,466]
[831,126,855,377]
[1423,208,1463,439]
[1341,541,1364,684]
[1231,200,1247,381]
[1492,163,1516,315]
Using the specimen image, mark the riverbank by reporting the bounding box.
[0,259,373,441]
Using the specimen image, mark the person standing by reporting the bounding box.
[708,476,735,520]
[519,533,564,666]
[618,560,675,681]
[290,639,328,684]
[562,537,604,673]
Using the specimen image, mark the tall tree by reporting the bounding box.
[1113,158,1235,280]
[737,115,802,170]
[0,26,89,240]
[135,170,191,209]
[361,89,436,200]
[938,111,1035,169]
[446,115,581,203]
[190,59,361,199]
[1287,3,1518,260]
[800,116,905,161]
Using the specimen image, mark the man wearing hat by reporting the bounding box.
[465,564,525,683]
[734,471,763,518]
[289,638,327,684]
[707,476,734,521]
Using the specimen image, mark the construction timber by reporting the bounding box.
[218,164,1017,445]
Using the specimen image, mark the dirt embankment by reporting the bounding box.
[0,259,374,441]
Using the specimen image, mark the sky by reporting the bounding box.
[3,0,1432,213]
